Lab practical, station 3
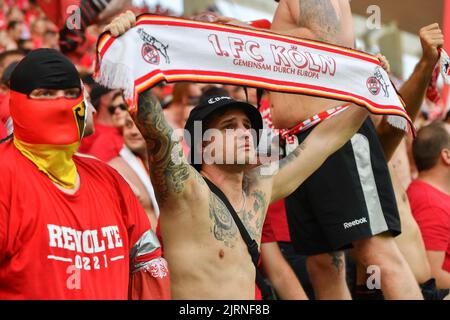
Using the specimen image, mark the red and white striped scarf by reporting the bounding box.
[95,14,414,134]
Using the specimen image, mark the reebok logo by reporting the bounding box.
[343,218,368,229]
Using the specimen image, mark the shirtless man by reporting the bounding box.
[139,93,371,299]
[363,23,449,300]
[105,12,375,299]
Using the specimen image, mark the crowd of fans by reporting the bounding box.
[0,0,449,300]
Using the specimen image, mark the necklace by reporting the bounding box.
[238,190,247,213]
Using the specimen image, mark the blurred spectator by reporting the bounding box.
[223,85,258,106]
[109,113,159,230]
[164,82,201,129]
[164,82,201,156]
[5,20,28,51]
[0,60,21,138]
[408,121,450,289]
[80,73,96,94]
[29,18,46,48]
[0,50,25,76]
[6,7,25,23]
[110,90,128,128]
[41,29,59,50]
[17,38,33,52]
[223,85,246,101]
[86,90,126,161]
[78,84,114,153]
[7,20,24,42]
[446,110,450,124]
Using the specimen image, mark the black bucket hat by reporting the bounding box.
[184,95,263,171]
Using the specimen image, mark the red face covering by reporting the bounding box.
[10,90,86,144]
[9,90,87,189]
[8,48,86,189]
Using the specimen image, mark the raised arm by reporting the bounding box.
[134,89,200,206]
[267,52,390,202]
[269,104,369,203]
[377,23,444,160]
[215,0,345,42]
[103,13,203,207]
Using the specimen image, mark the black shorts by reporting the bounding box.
[285,118,401,256]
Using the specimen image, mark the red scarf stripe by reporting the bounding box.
[134,15,377,61]
[98,15,377,64]
[133,69,410,116]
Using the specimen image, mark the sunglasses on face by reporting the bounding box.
[108,103,127,115]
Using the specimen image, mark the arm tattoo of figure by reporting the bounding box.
[328,251,345,273]
[242,190,268,241]
[299,0,341,42]
[254,141,307,179]
[279,141,307,169]
[135,90,190,203]
[209,193,238,248]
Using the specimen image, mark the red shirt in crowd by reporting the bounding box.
[0,92,10,126]
[0,141,154,299]
[407,179,450,273]
[0,122,6,140]
[79,122,124,162]
[265,199,291,243]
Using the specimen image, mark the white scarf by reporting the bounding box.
[95,14,413,133]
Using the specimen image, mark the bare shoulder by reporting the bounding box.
[108,156,127,171]
[272,0,298,30]
[107,156,140,185]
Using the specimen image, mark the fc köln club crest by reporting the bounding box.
[141,43,160,65]
[366,76,381,96]
[366,66,390,97]
[137,28,170,65]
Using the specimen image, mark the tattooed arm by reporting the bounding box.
[271,0,340,42]
[268,105,369,203]
[103,15,207,209]
[270,0,356,49]
[134,90,201,206]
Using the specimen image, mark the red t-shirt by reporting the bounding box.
[407,180,450,273]
[261,212,277,244]
[0,141,151,299]
[0,122,7,140]
[79,122,124,162]
[265,200,291,243]
[0,92,10,126]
